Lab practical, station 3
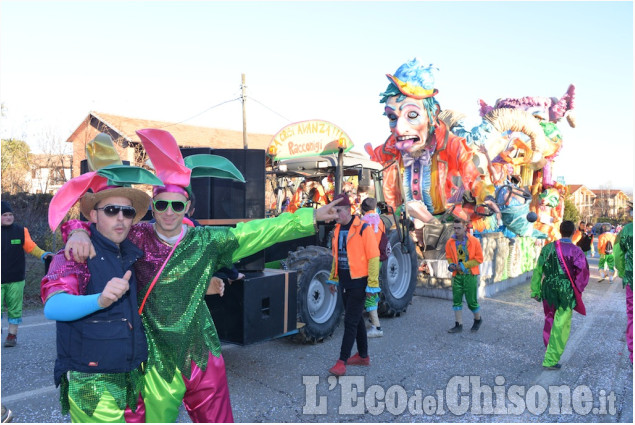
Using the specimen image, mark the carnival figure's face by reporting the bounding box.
[385,96,430,154]
[1,212,14,227]
[90,196,134,245]
[152,192,190,238]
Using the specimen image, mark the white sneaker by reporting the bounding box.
[367,326,384,338]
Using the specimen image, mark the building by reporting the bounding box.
[26,154,72,194]
[66,111,275,178]
[591,189,632,219]
[567,184,596,223]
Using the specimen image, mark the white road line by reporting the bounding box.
[1,321,54,330]
[1,385,57,403]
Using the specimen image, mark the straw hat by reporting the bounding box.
[80,187,151,224]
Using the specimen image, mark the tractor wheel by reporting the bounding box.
[378,229,418,318]
[284,246,342,343]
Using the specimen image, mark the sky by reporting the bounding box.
[1,0,633,191]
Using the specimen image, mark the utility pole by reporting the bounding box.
[241,73,248,149]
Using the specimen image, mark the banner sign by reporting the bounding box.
[267,120,353,161]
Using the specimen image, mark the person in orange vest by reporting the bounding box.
[597,224,617,283]
[572,221,585,244]
[287,180,308,213]
[445,219,484,333]
[327,193,380,376]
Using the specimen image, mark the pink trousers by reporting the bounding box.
[627,285,633,363]
[125,352,233,423]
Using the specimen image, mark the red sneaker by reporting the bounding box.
[347,353,370,366]
[328,360,346,376]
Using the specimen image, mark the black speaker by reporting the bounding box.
[206,269,297,345]
[181,148,265,220]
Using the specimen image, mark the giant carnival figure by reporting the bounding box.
[365,58,483,251]
[442,80,576,242]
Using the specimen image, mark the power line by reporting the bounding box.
[249,97,292,122]
[160,97,241,128]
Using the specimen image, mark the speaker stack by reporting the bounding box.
[180,148,267,271]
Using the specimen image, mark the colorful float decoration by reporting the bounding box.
[366,58,575,279]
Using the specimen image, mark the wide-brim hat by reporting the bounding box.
[386,58,438,100]
[79,187,151,224]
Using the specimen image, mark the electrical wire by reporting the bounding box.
[160,97,241,128]
[249,97,292,122]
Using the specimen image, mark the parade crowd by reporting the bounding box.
[2,58,633,423]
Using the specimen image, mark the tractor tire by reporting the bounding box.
[284,246,342,343]
[378,229,418,318]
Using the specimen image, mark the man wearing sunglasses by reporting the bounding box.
[41,186,152,422]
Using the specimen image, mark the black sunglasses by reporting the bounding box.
[153,199,187,213]
[95,205,136,219]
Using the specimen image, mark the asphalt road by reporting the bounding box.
[2,254,633,423]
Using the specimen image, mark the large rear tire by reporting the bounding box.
[284,246,342,343]
[378,229,418,318]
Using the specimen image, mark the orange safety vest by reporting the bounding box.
[330,216,380,280]
[444,233,484,276]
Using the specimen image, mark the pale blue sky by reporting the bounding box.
[1,1,633,191]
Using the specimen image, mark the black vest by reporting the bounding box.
[1,223,26,284]
[53,224,147,386]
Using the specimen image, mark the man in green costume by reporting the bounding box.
[530,220,589,370]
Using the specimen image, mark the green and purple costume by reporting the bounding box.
[614,222,633,362]
[531,239,589,367]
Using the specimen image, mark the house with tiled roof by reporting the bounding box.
[567,184,596,222]
[66,111,274,178]
[590,188,631,218]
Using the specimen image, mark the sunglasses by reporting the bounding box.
[153,199,187,213]
[95,205,137,219]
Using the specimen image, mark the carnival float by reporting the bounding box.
[365,58,576,293]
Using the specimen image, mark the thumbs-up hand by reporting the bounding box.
[98,270,131,308]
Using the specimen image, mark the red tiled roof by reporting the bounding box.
[67,111,274,150]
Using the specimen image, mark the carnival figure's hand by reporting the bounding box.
[65,230,95,263]
[477,144,489,157]
[315,197,343,222]
[206,276,225,296]
[98,270,131,308]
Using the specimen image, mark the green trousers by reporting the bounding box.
[452,274,480,312]
[543,306,572,367]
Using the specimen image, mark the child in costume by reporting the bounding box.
[64,128,341,423]
[597,224,617,282]
[41,134,162,422]
[359,197,386,338]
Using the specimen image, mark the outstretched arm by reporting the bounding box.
[229,198,341,263]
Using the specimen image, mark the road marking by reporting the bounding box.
[1,321,54,330]
[1,385,57,403]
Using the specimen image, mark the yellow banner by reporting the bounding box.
[267,120,353,160]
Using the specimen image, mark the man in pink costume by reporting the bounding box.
[64,128,341,423]
[614,201,633,363]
